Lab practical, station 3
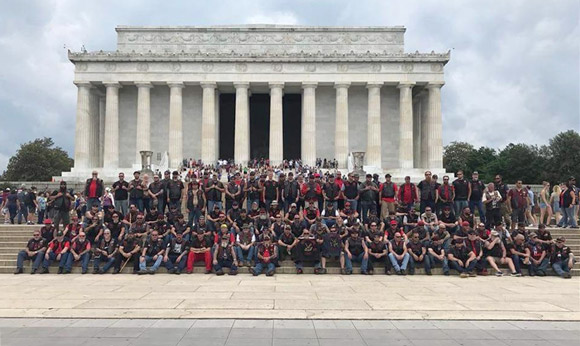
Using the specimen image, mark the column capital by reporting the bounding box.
[397,81,416,89]
[301,82,318,89]
[135,82,153,88]
[268,82,285,89]
[426,81,445,89]
[366,82,383,89]
[334,82,351,89]
[233,82,250,89]
[167,82,185,89]
[73,81,93,88]
[103,82,122,89]
[200,82,217,89]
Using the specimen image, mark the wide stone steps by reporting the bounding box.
[1,225,579,275]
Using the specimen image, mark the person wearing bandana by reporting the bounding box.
[213,234,238,275]
[294,229,322,274]
[251,235,277,276]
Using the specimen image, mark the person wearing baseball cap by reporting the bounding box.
[251,234,277,276]
[484,229,516,276]
[527,232,549,276]
[448,238,476,278]
[551,236,574,278]
[39,230,70,274]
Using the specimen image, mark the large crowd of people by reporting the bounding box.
[4,164,577,278]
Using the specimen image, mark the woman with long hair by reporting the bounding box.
[539,181,553,226]
[550,184,562,224]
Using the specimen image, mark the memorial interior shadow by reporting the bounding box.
[219,93,302,161]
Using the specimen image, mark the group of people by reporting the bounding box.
[10,166,578,279]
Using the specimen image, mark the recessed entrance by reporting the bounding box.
[283,94,301,160]
[218,94,235,160]
[249,94,270,159]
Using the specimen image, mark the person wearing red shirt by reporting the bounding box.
[84,171,104,211]
[40,231,70,274]
[398,176,418,212]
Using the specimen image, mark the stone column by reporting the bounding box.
[234,82,250,165]
[73,82,92,169]
[98,96,105,167]
[135,82,153,165]
[397,82,415,169]
[103,83,121,169]
[412,94,422,168]
[88,91,100,168]
[334,83,350,168]
[420,91,429,168]
[269,83,284,165]
[366,82,383,167]
[168,82,184,169]
[201,82,217,164]
[425,82,445,169]
[301,82,317,167]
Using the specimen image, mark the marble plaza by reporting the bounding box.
[61,25,449,181]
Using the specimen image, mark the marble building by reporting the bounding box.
[61,25,450,180]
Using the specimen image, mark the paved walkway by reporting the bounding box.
[0,318,578,346]
[0,274,578,320]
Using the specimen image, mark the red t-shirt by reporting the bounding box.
[88,180,98,198]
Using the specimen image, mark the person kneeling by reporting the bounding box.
[138,230,165,274]
[213,234,238,275]
[164,231,189,274]
[251,235,277,276]
[448,239,476,278]
[342,228,368,275]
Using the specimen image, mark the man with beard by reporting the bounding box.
[138,230,165,275]
[427,234,449,275]
[448,239,477,278]
[188,230,213,274]
[283,172,300,213]
[66,231,91,274]
[114,231,141,274]
[128,171,144,212]
[93,229,118,274]
[293,229,322,274]
[149,174,165,214]
[367,232,389,275]
[164,230,189,274]
[236,224,256,267]
[213,234,239,275]
[14,230,47,274]
[167,171,185,210]
[407,231,432,275]
[112,172,130,215]
[290,214,307,238]
[250,235,277,276]
[40,231,70,274]
[205,173,224,211]
[49,181,75,232]
[343,228,369,275]
[225,177,242,212]
[128,213,149,243]
[106,212,126,243]
[321,224,344,274]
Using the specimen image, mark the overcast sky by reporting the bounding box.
[0,0,578,173]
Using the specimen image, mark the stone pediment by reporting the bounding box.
[114,25,407,55]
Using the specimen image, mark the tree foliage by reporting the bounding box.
[443,130,580,185]
[1,138,73,181]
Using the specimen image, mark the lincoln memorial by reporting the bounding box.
[61,25,449,180]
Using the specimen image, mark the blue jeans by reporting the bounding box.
[188,208,202,227]
[360,201,376,223]
[552,260,572,276]
[559,206,578,228]
[94,255,115,273]
[428,254,449,274]
[235,246,255,262]
[207,200,222,212]
[7,204,18,224]
[164,254,187,271]
[140,255,163,272]
[346,199,358,213]
[86,198,101,211]
[17,206,28,224]
[130,198,144,213]
[169,198,182,211]
[409,254,432,274]
[469,200,486,223]
[454,200,468,216]
[529,258,549,275]
[16,251,44,270]
[388,253,410,271]
[450,259,476,273]
[214,259,238,272]
[253,262,275,275]
[511,254,527,274]
[43,252,69,269]
[65,252,91,272]
[344,252,368,273]
[115,199,129,216]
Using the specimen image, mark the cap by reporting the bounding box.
[461,221,470,226]
[350,228,359,233]
[196,229,205,235]
[431,234,440,241]
[452,239,464,245]
[314,173,320,178]
[272,200,278,205]
[478,222,485,227]
[473,171,479,174]
[259,208,266,213]
[232,201,239,206]
[366,174,372,178]
[490,230,499,236]
[157,214,165,220]
[220,224,228,229]
[345,201,351,206]
[263,235,271,240]
[164,170,171,174]
[43,219,53,225]
[385,173,392,178]
[390,220,398,225]
[56,231,64,237]
[417,220,425,226]
[290,203,297,207]
[176,230,184,236]
[242,224,250,229]
[557,236,566,242]
[529,232,538,238]
[172,170,179,175]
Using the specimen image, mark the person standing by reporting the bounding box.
[84,171,104,211]
[550,184,562,225]
[148,174,164,214]
[359,174,379,223]
[558,179,578,228]
[467,171,486,224]
[128,171,144,212]
[379,174,398,220]
[417,171,437,214]
[452,171,470,216]
[283,172,300,214]
[49,181,74,232]
[436,176,454,215]
[507,180,529,230]
[204,173,224,211]
[483,183,502,228]
[539,181,553,226]
[112,172,129,216]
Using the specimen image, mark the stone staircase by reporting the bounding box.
[0,224,579,275]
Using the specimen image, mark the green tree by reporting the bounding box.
[1,138,73,181]
[488,143,546,184]
[545,130,580,184]
[443,141,475,175]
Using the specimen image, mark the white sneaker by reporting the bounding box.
[495,271,503,276]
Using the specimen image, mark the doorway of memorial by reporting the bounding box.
[249,94,270,160]
[282,94,301,160]
[218,94,235,160]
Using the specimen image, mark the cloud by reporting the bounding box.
[0,0,578,174]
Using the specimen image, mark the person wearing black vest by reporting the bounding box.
[167,171,186,211]
[343,174,360,213]
[452,170,469,216]
[236,224,256,266]
[84,171,104,211]
[465,230,486,275]
[436,176,454,215]
[138,230,165,274]
[114,231,141,274]
[40,231,70,274]
[15,230,47,274]
[128,171,144,213]
[225,178,242,212]
[493,174,511,229]
[427,234,449,275]
[160,170,172,214]
[293,229,322,274]
[388,232,410,275]
[164,231,190,274]
[379,174,398,220]
[527,233,548,276]
[93,229,118,274]
[407,231,432,275]
[367,233,390,275]
[66,231,92,274]
[250,235,277,276]
[322,175,340,210]
[149,174,165,214]
[49,181,74,232]
[448,239,476,277]
[343,228,368,275]
[186,181,206,228]
[467,171,486,224]
[213,234,238,275]
[551,236,575,278]
[417,171,437,214]
[245,171,261,212]
[262,171,279,210]
[483,230,514,276]
[359,174,379,224]
[283,173,299,213]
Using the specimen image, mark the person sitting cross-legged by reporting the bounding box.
[213,234,238,275]
[250,235,277,276]
[164,230,189,274]
[15,230,47,274]
[138,229,165,275]
[447,239,476,278]
[66,231,92,274]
